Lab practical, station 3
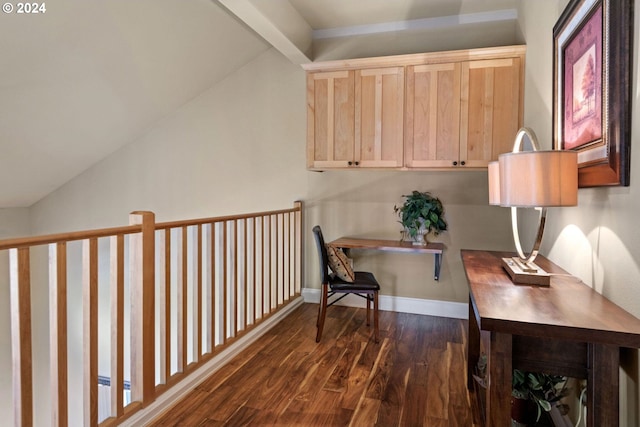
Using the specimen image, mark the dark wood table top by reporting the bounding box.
[461,249,640,348]
[330,237,444,254]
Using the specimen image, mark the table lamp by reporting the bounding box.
[488,127,578,286]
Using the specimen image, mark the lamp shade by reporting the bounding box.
[488,161,501,205]
[498,150,578,207]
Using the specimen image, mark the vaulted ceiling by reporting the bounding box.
[0,0,519,208]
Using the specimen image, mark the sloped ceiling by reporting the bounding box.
[0,0,519,208]
[0,0,269,208]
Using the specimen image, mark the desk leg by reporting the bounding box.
[487,332,512,427]
[468,296,480,390]
[587,343,619,427]
[434,253,441,280]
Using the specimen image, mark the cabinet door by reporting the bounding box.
[306,70,355,169]
[405,63,461,168]
[460,57,522,167]
[355,67,404,168]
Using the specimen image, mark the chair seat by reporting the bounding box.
[329,271,380,291]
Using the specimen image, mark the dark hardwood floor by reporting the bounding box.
[150,303,482,426]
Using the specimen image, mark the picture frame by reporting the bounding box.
[552,0,633,187]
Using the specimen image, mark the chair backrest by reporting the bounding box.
[312,225,330,284]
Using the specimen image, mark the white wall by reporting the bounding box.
[518,0,640,424]
[30,48,307,232]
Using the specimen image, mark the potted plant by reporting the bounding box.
[393,190,447,245]
[511,369,567,426]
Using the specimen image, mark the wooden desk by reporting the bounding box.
[329,237,444,280]
[462,249,640,427]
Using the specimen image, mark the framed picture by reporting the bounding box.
[552,0,633,187]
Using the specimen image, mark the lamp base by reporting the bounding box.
[501,257,550,286]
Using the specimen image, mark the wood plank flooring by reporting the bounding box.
[150,303,482,426]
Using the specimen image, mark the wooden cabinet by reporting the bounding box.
[460,57,522,168]
[355,67,404,168]
[405,63,462,168]
[306,70,355,168]
[306,67,404,169]
[304,46,525,171]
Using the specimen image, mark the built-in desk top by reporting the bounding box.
[330,237,444,280]
[330,237,444,254]
[461,249,640,348]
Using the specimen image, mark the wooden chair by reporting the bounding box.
[312,225,380,343]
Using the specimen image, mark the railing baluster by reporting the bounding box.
[282,214,286,303]
[233,220,238,338]
[184,226,191,367]
[223,221,228,344]
[164,229,171,381]
[243,219,248,330]
[156,231,167,385]
[285,213,290,301]
[202,224,211,354]
[10,247,33,427]
[177,227,186,372]
[252,217,257,325]
[110,235,124,417]
[261,216,265,320]
[211,223,217,349]
[275,214,280,306]
[49,242,68,427]
[196,225,203,361]
[83,238,98,427]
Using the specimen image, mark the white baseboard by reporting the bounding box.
[123,296,305,427]
[301,288,468,319]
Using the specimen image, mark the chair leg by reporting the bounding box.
[373,290,379,343]
[316,284,329,342]
[316,290,323,327]
[366,293,371,326]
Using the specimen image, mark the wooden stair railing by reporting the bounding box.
[0,201,303,427]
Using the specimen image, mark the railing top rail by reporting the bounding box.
[155,206,301,231]
[0,224,142,251]
[0,203,303,250]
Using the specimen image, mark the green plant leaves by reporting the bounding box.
[512,369,567,422]
[394,191,447,238]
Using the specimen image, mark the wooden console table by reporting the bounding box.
[329,237,444,280]
[462,249,640,427]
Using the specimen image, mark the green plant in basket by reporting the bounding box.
[393,191,447,242]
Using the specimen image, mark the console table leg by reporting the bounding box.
[487,332,512,427]
[468,296,480,390]
[588,343,619,427]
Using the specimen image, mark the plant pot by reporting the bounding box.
[412,230,428,245]
[401,229,428,245]
[511,396,537,426]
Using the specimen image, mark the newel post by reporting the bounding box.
[294,201,303,296]
[129,211,155,405]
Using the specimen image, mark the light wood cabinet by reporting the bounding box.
[306,70,355,168]
[460,57,522,168]
[304,46,525,171]
[355,67,404,168]
[306,67,404,169]
[405,63,462,168]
